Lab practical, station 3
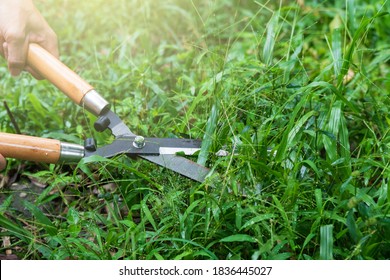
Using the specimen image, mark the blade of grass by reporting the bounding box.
[346,0,357,34]
[152,237,217,260]
[220,234,258,243]
[331,28,343,78]
[337,12,389,88]
[306,81,359,113]
[320,224,333,260]
[23,200,58,236]
[346,209,362,244]
[287,110,316,149]
[315,189,323,215]
[197,104,219,166]
[272,195,295,251]
[0,214,33,242]
[339,110,351,175]
[241,214,275,231]
[262,10,280,66]
[275,91,310,162]
[323,100,342,163]
[141,195,157,231]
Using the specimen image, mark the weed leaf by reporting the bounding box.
[197,104,219,166]
[220,234,258,243]
[23,201,58,236]
[241,214,275,230]
[0,214,33,242]
[320,224,333,260]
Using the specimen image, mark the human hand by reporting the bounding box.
[0,153,6,171]
[0,0,59,78]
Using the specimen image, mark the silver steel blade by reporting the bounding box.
[90,110,208,181]
[85,137,202,158]
[140,155,210,182]
[104,110,135,137]
[159,147,200,155]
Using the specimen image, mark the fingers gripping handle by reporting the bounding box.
[0,132,84,163]
[27,44,91,105]
[27,43,109,116]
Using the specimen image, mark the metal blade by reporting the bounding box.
[85,137,202,158]
[159,147,200,155]
[87,110,208,182]
[98,110,135,137]
[140,155,210,182]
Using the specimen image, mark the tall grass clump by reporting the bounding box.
[0,0,389,259]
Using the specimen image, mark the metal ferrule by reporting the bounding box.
[59,142,85,163]
[82,89,110,116]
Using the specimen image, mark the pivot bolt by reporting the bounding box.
[133,136,145,149]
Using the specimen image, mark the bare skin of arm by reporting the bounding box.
[0,0,59,170]
[0,0,59,76]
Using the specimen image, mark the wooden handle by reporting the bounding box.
[0,132,61,163]
[27,43,94,105]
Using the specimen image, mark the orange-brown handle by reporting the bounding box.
[27,43,94,105]
[0,132,61,163]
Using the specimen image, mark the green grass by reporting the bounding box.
[0,0,390,260]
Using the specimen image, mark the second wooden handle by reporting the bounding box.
[0,132,61,164]
[27,43,94,105]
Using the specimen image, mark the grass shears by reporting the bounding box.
[0,44,210,182]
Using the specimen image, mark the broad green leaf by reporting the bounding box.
[174,250,193,260]
[270,252,292,260]
[323,101,342,162]
[301,160,320,177]
[27,93,47,118]
[67,207,80,225]
[315,189,323,214]
[220,234,258,243]
[346,0,357,33]
[300,233,316,256]
[262,11,280,66]
[287,110,316,147]
[320,224,333,260]
[331,28,343,77]
[241,214,275,230]
[346,210,361,244]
